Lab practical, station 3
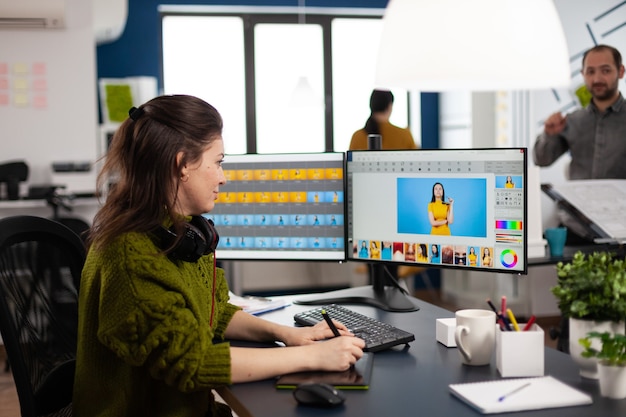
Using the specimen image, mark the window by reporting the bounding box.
[160,7,416,154]
[255,23,325,153]
[162,16,247,154]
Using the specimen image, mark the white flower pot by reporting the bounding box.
[598,364,626,399]
[568,318,625,379]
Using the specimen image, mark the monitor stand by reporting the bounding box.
[300,135,421,312]
[293,264,420,312]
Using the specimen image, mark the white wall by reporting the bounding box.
[0,0,98,187]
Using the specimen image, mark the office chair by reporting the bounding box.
[0,215,86,417]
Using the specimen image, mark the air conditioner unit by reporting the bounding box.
[93,0,127,45]
[0,0,66,29]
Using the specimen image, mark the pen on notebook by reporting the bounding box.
[522,315,537,331]
[321,309,341,337]
[506,308,520,331]
[498,382,531,402]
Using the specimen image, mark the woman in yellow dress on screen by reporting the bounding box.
[468,246,477,266]
[428,182,454,235]
[370,241,381,259]
[505,175,515,188]
[482,247,493,267]
[416,243,428,263]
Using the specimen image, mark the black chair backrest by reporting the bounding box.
[0,215,86,417]
[53,217,91,244]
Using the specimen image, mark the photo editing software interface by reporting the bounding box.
[346,148,528,274]
[207,152,346,261]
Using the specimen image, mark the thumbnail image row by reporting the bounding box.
[217,190,343,204]
[224,167,343,182]
[208,213,344,227]
[354,241,495,267]
[218,236,344,250]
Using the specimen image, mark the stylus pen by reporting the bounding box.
[321,309,341,337]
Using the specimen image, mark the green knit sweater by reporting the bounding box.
[74,231,240,417]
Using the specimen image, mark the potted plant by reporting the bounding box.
[551,251,626,378]
[580,331,626,399]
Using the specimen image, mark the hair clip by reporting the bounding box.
[128,106,145,121]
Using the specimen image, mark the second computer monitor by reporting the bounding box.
[208,152,346,261]
[346,148,527,274]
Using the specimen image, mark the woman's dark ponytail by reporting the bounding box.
[364,89,394,135]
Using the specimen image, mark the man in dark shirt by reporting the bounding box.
[533,44,625,179]
[533,44,625,242]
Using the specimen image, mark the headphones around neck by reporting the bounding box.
[153,216,219,262]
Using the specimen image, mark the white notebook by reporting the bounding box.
[449,375,592,414]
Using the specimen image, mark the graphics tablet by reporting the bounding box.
[275,352,373,390]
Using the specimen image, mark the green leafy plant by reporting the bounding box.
[579,331,626,367]
[551,251,626,321]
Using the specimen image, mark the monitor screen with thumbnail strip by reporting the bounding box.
[345,148,527,274]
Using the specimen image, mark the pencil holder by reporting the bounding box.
[496,323,544,377]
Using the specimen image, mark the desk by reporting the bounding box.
[226,287,626,417]
[528,243,625,267]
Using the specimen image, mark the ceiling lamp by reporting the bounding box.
[375,0,571,91]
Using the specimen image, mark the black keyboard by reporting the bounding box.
[293,304,415,352]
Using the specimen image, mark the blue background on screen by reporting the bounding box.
[326,191,344,203]
[397,178,488,237]
[495,175,523,188]
[326,214,343,225]
[327,237,343,249]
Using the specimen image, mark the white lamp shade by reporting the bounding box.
[375,0,571,91]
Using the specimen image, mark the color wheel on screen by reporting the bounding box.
[500,249,518,268]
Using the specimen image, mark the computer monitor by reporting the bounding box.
[207,152,346,261]
[347,148,528,274]
[295,147,528,312]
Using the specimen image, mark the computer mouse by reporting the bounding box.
[293,382,346,407]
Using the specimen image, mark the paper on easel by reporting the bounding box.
[549,180,626,241]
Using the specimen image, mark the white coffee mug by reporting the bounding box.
[454,309,496,366]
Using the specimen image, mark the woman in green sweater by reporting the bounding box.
[74,94,365,417]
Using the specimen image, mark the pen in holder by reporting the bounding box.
[496,323,544,377]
